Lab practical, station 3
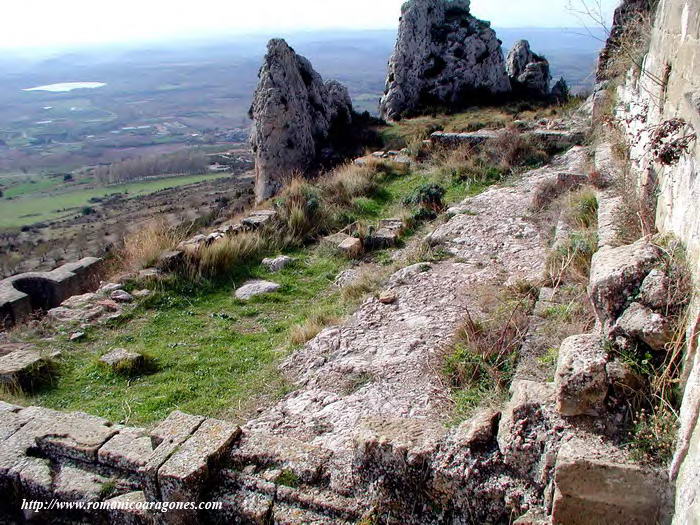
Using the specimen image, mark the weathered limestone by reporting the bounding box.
[0,346,59,392]
[588,239,662,325]
[506,40,551,97]
[554,334,608,417]
[614,302,674,351]
[262,255,293,272]
[0,257,102,329]
[552,436,671,524]
[99,348,144,373]
[235,280,281,300]
[250,39,354,202]
[430,128,585,151]
[379,0,510,121]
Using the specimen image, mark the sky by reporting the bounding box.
[0,0,619,50]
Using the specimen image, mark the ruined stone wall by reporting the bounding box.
[611,0,700,521]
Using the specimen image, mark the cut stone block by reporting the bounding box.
[588,239,661,324]
[106,491,152,525]
[110,290,134,303]
[554,334,608,417]
[53,463,110,502]
[614,302,673,350]
[158,418,240,522]
[338,237,363,258]
[262,255,293,272]
[98,427,155,470]
[99,348,144,373]
[0,347,59,392]
[242,210,276,229]
[14,406,117,463]
[368,228,398,249]
[552,436,671,524]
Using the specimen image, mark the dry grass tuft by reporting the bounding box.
[120,218,185,270]
[289,312,342,345]
[187,231,267,279]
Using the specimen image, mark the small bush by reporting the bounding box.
[275,178,332,245]
[403,183,446,212]
[563,189,599,229]
[445,285,535,421]
[547,230,598,285]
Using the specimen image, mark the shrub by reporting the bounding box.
[445,285,535,420]
[547,230,598,285]
[275,178,332,245]
[403,183,446,212]
[321,163,379,207]
[563,189,599,229]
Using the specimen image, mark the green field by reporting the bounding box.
[0,173,230,228]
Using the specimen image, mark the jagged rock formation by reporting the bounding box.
[506,39,551,97]
[379,0,511,121]
[249,39,354,202]
[596,0,653,81]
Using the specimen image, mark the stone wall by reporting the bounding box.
[0,258,103,329]
[609,0,700,521]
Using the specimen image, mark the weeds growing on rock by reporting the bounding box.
[289,312,341,345]
[444,285,535,422]
[120,218,186,271]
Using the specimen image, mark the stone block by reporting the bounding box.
[338,237,363,258]
[158,418,240,522]
[262,255,293,272]
[0,348,59,392]
[552,436,671,524]
[588,239,661,324]
[235,280,281,300]
[106,491,153,525]
[100,348,144,373]
[554,334,608,416]
[98,427,155,471]
[614,302,673,350]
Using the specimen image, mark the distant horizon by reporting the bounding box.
[0,0,617,54]
[0,26,609,59]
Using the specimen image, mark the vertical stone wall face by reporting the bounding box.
[612,1,700,521]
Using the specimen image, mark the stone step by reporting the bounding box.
[213,469,363,523]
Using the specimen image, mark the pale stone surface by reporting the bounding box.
[638,269,671,310]
[588,239,661,324]
[250,39,353,202]
[262,255,293,272]
[552,435,671,524]
[235,280,281,300]
[506,40,551,97]
[0,347,58,390]
[98,427,155,470]
[615,302,674,350]
[554,334,608,417]
[99,348,144,371]
[379,0,510,121]
[338,237,363,258]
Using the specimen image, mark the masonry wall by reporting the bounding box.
[614,0,700,521]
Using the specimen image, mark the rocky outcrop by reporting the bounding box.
[379,0,511,121]
[506,40,551,97]
[249,39,354,202]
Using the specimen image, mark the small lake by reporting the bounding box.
[23,82,107,93]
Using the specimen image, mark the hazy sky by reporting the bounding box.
[0,0,619,50]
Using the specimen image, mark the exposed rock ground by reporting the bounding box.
[249,39,354,202]
[379,0,511,121]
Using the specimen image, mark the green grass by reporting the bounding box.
[20,251,348,425]
[0,173,229,228]
[2,147,506,426]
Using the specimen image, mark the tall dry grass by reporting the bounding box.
[120,218,184,271]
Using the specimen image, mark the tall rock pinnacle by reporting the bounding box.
[249,39,354,202]
[506,40,551,98]
[379,0,511,121]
